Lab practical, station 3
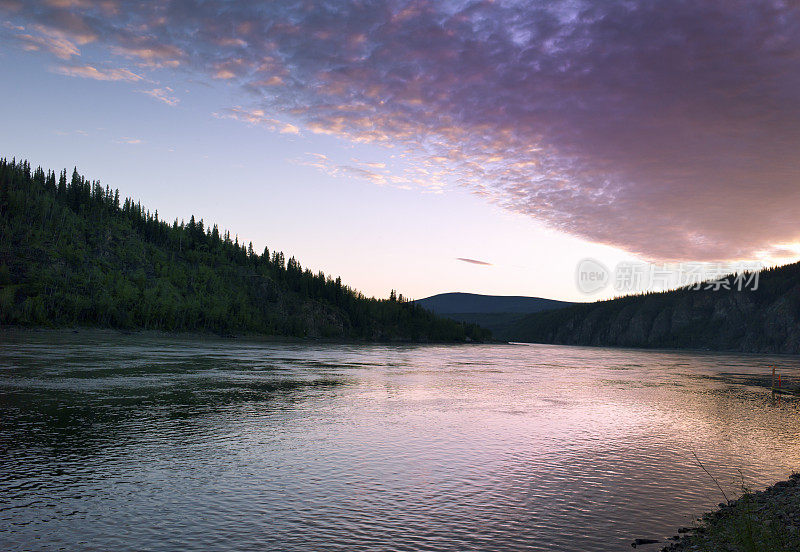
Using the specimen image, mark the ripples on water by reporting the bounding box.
[2,330,800,551]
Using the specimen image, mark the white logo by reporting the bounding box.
[576,258,610,294]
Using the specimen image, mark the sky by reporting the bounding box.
[1,0,799,302]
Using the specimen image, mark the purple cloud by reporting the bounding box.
[3,0,800,261]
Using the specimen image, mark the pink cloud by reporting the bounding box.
[113,136,142,144]
[214,106,299,135]
[53,63,141,81]
[14,24,80,58]
[142,87,178,106]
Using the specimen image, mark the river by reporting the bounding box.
[2,330,799,551]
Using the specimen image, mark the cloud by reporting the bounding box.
[53,63,141,81]
[291,153,443,191]
[13,24,80,58]
[354,159,387,169]
[0,1,23,12]
[113,136,142,144]
[53,128,88,136]
[292,153,391,186]
[214,106,299,135]
[213,68,236,80]
[142,86,178,106]
[457,258,492,266]
[5,1,800,260]
[111,44,183,68]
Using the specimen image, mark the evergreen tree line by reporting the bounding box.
[0,157,491,342]
[506,263,800,353]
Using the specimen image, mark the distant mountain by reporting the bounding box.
[415,293,573,339]
[416,292,573,314]
[0,157,491,342]
[505,263,800,354]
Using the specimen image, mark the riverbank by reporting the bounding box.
[0,325,506,345]
[662,473,800,551]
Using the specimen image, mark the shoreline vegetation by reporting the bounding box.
[0,157,492,343]
[506,261,800,354]
[0,326,500,346]
[660,473,800,552]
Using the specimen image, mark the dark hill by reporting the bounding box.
[415,292,573,339]
[415,292,573,314]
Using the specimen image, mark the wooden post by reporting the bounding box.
[772,365,775,394]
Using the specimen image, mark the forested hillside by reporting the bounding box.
[0,157,491,342]
[507,263,800,353]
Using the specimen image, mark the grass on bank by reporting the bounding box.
[665,472,800,552]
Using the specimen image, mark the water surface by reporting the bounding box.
[2,330,800,551]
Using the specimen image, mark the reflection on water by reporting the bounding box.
[2,330,800,551]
